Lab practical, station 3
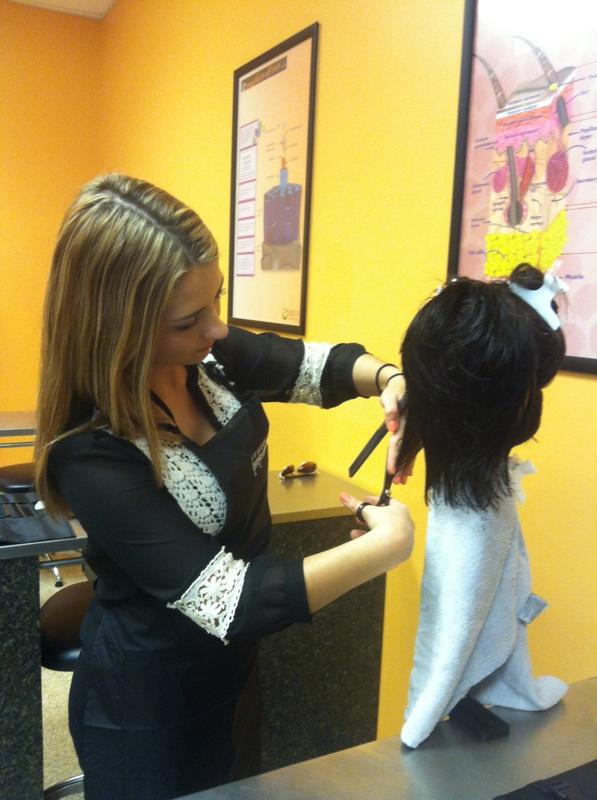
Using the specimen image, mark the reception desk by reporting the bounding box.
[0,470,384,799]
[257,472,385,774]
[0,520,88,798]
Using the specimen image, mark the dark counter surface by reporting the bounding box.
[183,677,597,800]
[0,518,88,560]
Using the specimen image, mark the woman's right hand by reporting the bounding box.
[339,493,414,568]
[303,493,414,614]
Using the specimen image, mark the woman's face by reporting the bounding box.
[153,260,229,366]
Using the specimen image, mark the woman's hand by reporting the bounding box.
[303,493,415,613]
[339,493,414,568]
[350,356,408,477]
[379,375,407,476]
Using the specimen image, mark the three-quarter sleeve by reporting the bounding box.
[48,430,310,643]
[213,326,366,408]
[227,555,311,641]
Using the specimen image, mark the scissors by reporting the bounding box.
[348,396,407,511]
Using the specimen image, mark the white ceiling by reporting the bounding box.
[9,0,116,19]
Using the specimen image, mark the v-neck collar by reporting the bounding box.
[150,364,223,440]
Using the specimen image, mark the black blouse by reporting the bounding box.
[48,327,365,645]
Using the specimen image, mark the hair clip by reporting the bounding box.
[508,266,569,330]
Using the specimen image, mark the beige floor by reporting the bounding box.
[40,559,86,794]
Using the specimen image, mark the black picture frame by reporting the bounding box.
[228,23,318,335]
[447,0,597,375]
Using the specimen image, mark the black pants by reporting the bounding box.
[69,622,260,799]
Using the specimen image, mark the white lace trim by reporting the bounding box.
[133,439,226,537]
[289,342,332,406]
[198,356,241,425]
[167,546,248,642]
[251,438,267,475]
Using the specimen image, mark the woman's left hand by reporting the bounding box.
[379,375,406,476]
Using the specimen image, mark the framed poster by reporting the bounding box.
[448,0,597,374]
[228,24,318,334]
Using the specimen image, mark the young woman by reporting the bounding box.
[35,173,414,799]
[392,264,568,748]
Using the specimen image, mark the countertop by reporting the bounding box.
[185,677,597,800]
[267,469,358,523]
[0,410,36,437]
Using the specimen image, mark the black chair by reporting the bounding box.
[40,579,94,798]
[0,462,83,586]
[0,461,34,492]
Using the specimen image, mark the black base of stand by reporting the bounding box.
[449,696,510,740]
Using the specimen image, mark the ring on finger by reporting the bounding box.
[356,501,371,524]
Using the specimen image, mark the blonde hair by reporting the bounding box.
[35,173,218,515]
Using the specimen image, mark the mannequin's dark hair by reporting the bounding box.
[395,264,565,510]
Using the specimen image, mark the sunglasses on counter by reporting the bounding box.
[278,462,318,480]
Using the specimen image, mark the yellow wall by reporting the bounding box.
[0,0,100,463]
[2,0,595,740]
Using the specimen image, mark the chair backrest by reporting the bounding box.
[0,462,35,492]
[40,580,95,671]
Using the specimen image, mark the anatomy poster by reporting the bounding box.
[452,0,597,372]
[228,25,318,334]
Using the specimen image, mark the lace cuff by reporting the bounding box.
[290,342,332,406]
[167,547,249,643]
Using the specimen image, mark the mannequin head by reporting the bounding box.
[395,265,565,510]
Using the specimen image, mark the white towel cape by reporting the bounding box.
[401,458,567,748]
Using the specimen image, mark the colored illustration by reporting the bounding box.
[262,141,303,271]
[229,25,317,334]
[478,41,573,278]
[453,0,597,370]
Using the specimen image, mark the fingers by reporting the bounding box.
[342,493,414,562]
[341,492,408,516]
[379,376,405,435]
[386,408,407,474]
[392,458,414,485]
[339,492,360,518]
[381,392,407,475]
[340,493,377,512]
[386,429,401,475]
[380,395,400,434]
[340,493,379,530]
[384,411,399,435]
